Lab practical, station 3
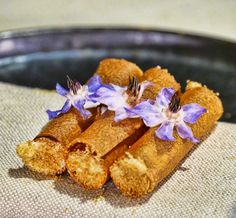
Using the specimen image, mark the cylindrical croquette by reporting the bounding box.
[96,58,143,86]
[110,81,223,198]
[66,67,181,189]
[16,108,95,176]
[16,58,143,176]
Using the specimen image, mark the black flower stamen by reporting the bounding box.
[169,93,181,113]
[127,76,140,97]
[67,76,80,95]
[128,77,133,90]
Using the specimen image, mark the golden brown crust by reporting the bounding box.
[141,67,181,100]
[66,113,144,189]
[102,125,148,169]
[66,66,181,189]
[66,150,108,189]
[16,108,94,176]
[67,111,143,156]
[96,58,143,86]
[16,138,67,175]
[66,125,147,189]
[110,82,223,198]
[182,84,223,137]
[36,108,95,145]
[17,58,144,176]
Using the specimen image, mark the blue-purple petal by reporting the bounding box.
[124,107,139,118]
[115,106,142,122]
[155,121,175,141]
[61,100,72,113]
[114,108,129,122]
[73,99,92,119]
[127,100,163,127]
[138,81,153,98]
[88,83,114,101]
[111,84,127,93]
[182,103,207,124]
[46,109,61,120]
[56,83,68,97]
[156,88,175,108]
[87,75,102,93]
[176,122,199,143]
[46,100,71,120]
[88,75,114,95]
[83,100,100,109]
[93,86,126,110]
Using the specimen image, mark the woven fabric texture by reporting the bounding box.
[0,82,236,218]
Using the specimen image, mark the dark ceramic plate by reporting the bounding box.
[0,28,235,123]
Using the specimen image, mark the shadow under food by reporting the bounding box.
[53,173,152,208]
[8,126,216,208]
[8,166,51,181]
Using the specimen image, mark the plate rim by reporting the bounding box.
[0,26,236,46]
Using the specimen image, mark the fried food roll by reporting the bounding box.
[16,108,96,176]
[96,58,143,86]
[110,81,223,198]
[66,67,180,189]
[16,58,143,176]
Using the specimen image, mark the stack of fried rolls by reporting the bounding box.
[16,59,143,176]
[16,59,223,198]
[66,66,180,189]
[110,81,223,198]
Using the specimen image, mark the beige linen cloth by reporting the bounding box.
[0,82,236,218]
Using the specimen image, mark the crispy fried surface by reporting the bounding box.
[142,67,181,100]
[96,58,143,86]
[66,66,180,189]
[110,82,223,198]
[37,108,93,144]
[66,124,147,189]
[16,58,144,176]
[67,149,108,190]
[16,137,66,175]
[67,111,143,156]
[16,108,91,175]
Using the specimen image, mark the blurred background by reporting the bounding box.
[0,0,236,122]
[1,0,236,41]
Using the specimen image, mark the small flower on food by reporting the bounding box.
[125,88,207,143]
[92,76,152,122]
[46,75,103,120]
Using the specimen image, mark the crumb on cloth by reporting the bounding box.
[178,166,190,171]
[92,188,106,204]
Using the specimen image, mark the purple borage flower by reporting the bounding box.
[125,88,207,143]
[46,75,104,120]
[91,77,152,122]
